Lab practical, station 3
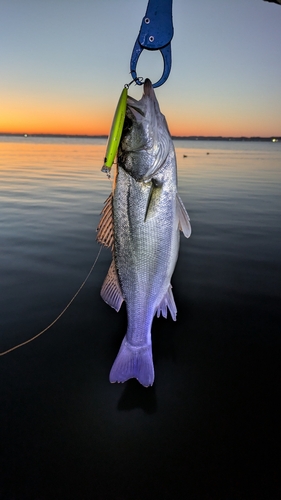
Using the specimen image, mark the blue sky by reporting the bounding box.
[1,0,281,136]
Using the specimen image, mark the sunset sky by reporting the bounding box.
[1,0,281,137]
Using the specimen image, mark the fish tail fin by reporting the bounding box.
[109,338,154,387]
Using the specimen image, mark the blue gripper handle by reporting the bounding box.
[130,0,174,88]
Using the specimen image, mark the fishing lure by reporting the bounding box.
[101,86,128,177]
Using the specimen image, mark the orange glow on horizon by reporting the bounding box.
[2,119,278,139]
[0,113,111,136]
[1,118,279,139]
[0,93,114,136]
[1,94,280,138]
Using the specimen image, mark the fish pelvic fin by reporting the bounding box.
[97,193,114,250]
[156,285,177,321]
[109,338,154,387]
[101,260,124,312]
[176,193,192,238]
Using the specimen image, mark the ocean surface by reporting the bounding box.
[0,136,280,499]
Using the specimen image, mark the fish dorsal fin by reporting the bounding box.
[144,179,163,222]
[100,260,124,312]
[155,285,177,321]
[176,193,192,238]
[97,193,114,250]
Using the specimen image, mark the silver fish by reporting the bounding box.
[97,79,191,386]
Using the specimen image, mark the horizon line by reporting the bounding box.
[0,132,280,142]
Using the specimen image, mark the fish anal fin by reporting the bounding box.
[176,193,191,238]
[156,285,177,321]
[97,193,114,249]
[100,260,124,312]
[109,338,154,387]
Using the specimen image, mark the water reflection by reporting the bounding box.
[0,137,281,499]
[117,380,157,414]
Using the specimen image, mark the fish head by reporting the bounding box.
[118,79,173,181]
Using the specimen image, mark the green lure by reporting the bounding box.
[102,86,128,176]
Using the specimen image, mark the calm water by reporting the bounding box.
[0,137,281,499]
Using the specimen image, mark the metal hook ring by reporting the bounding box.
[125,76,144,88]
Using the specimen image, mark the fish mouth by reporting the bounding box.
[143,78,155,98]
[127,99,145,119]
[126,79,156,120]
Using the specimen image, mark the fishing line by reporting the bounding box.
[0,245,102,357]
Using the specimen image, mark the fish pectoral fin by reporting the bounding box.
[176,193,192,238]
[97,193,114,250]
[156,285,177,321]
[144,179,163,222]
[100,260,124,312]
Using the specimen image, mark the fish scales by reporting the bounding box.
[98,79,191,386]
[114,168,177,343]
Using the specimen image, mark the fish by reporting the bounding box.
[97,78,191,387]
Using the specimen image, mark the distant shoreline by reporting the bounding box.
[0,133,280,142]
